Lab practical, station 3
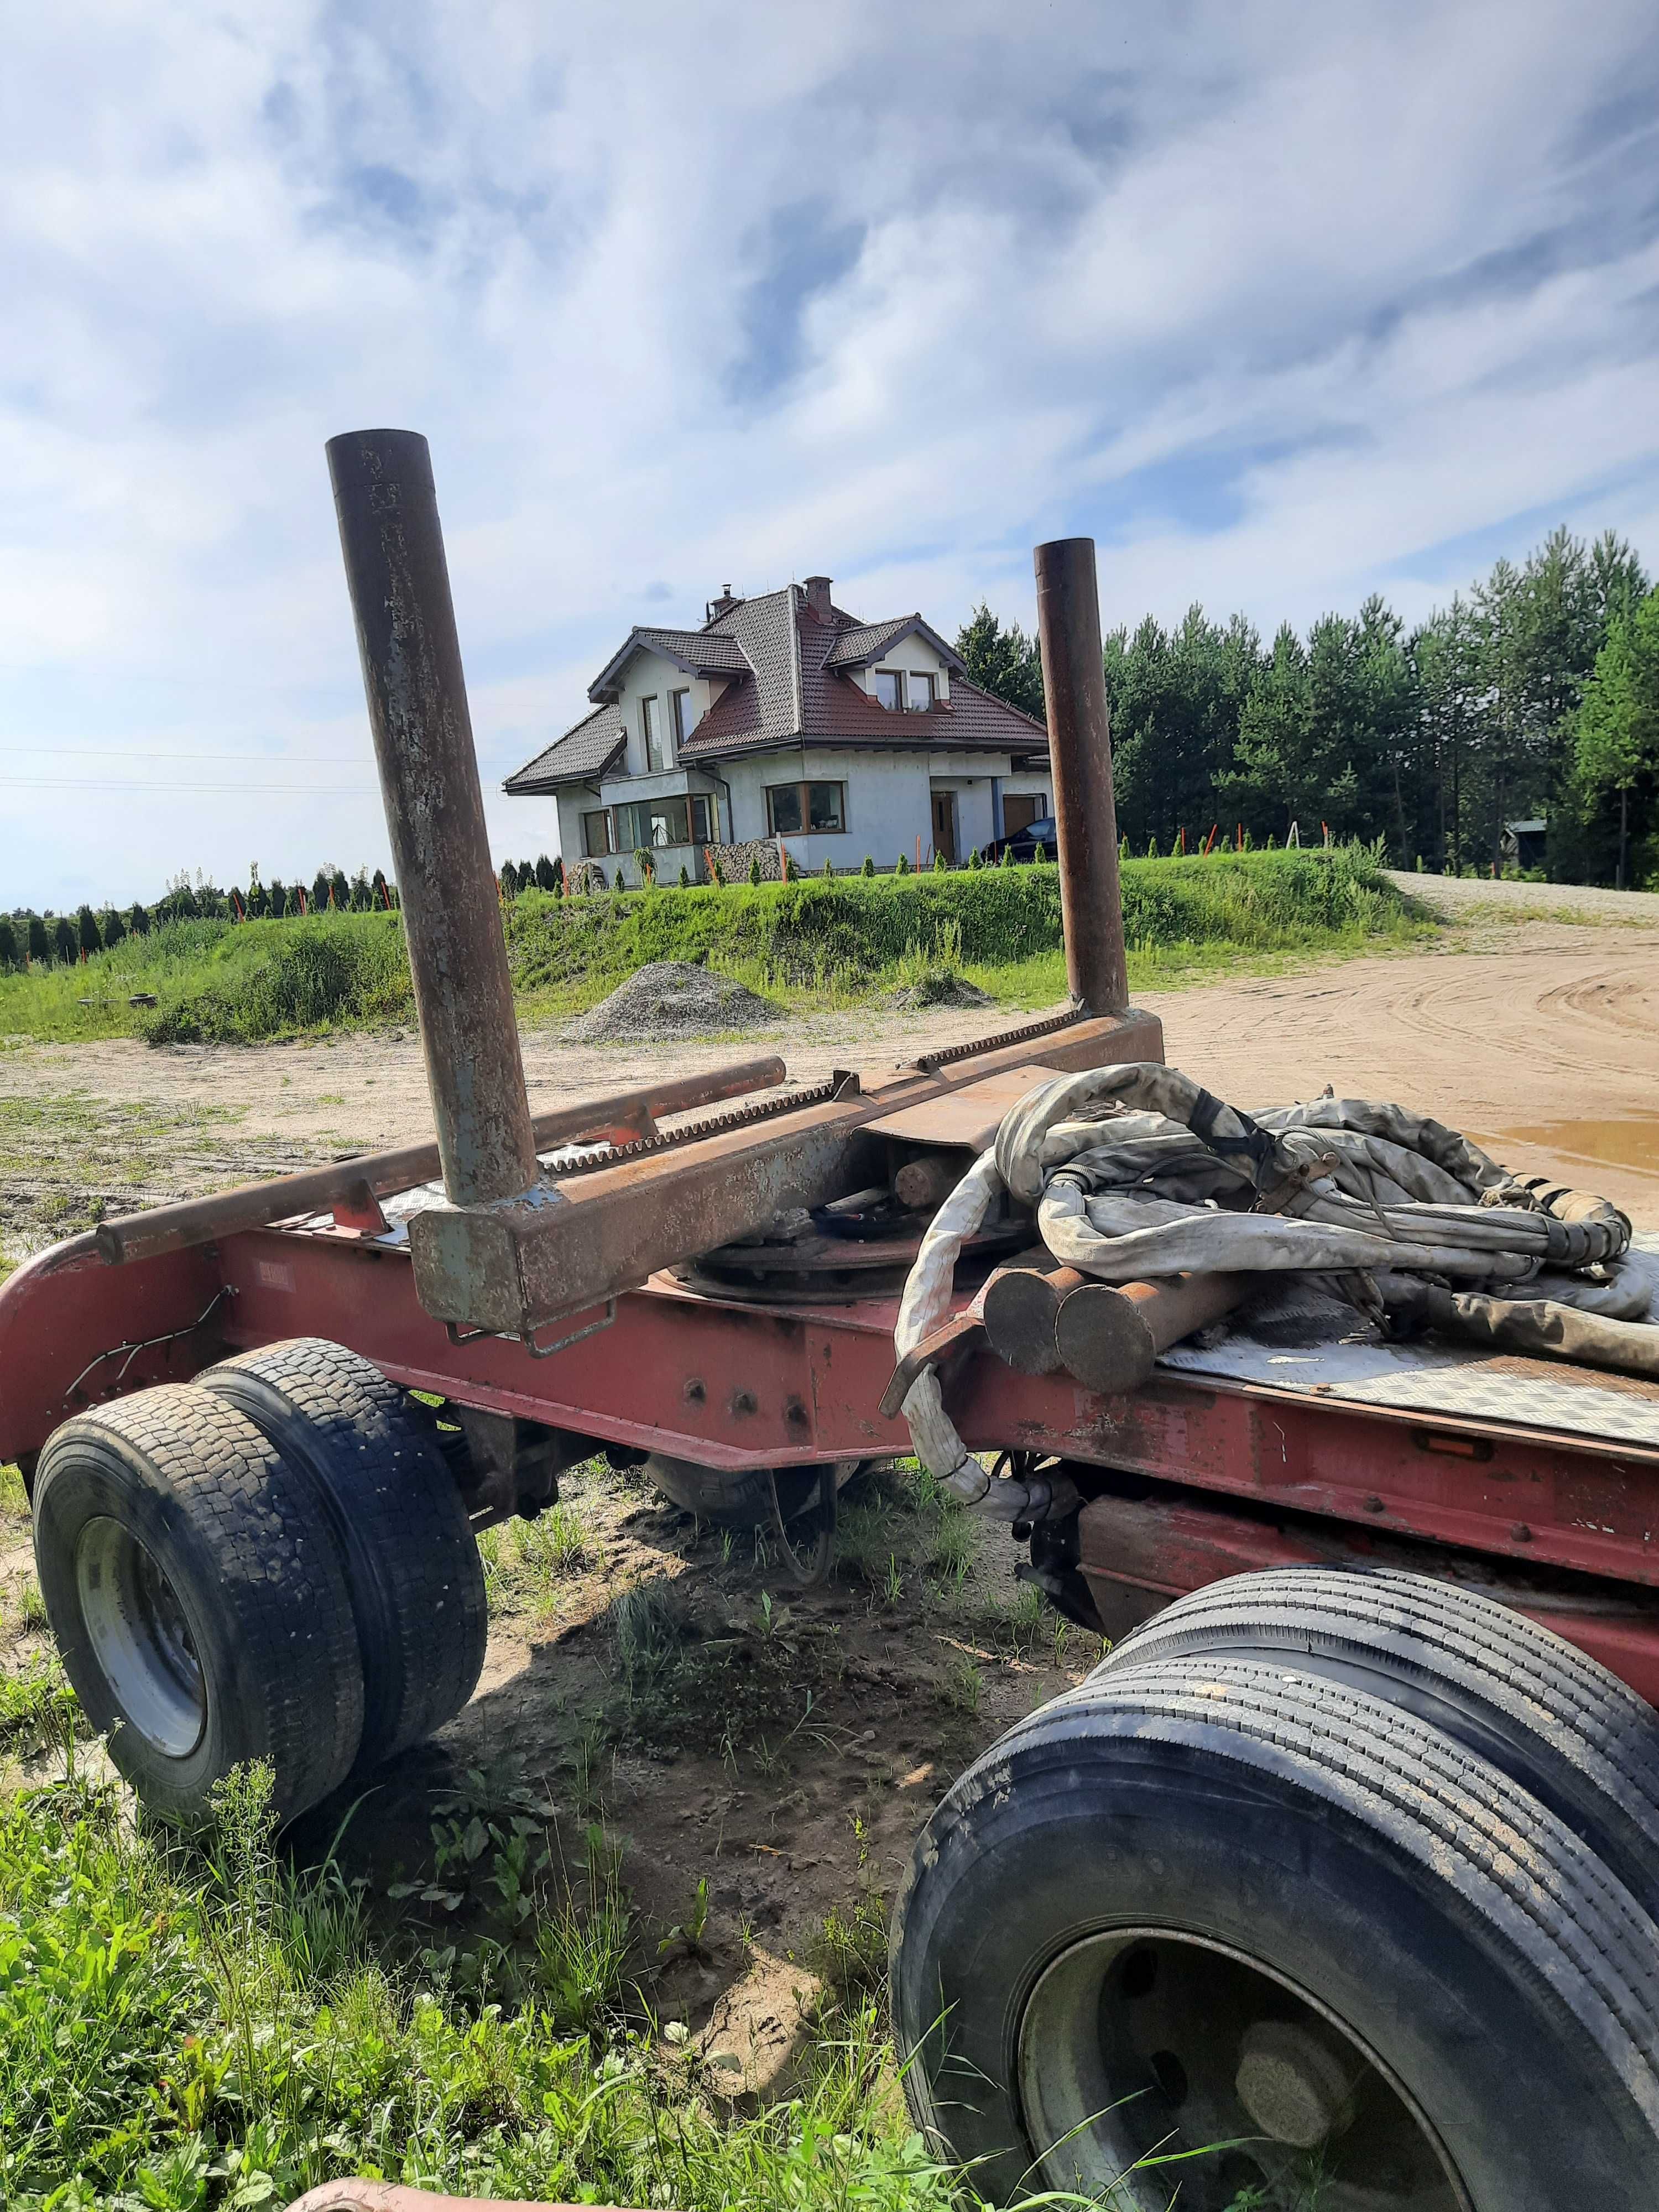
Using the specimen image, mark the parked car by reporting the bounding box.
[982,812,1057,863]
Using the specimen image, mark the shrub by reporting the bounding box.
[141,916,411,1044]
[0,919,16,971]
[860,854,875,877]
[53,917,77,963]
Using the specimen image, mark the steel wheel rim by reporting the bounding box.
[1015,1925,1471,2212]
[75,1517,207,1757]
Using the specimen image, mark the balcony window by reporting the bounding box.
[641,695,666,771]
[766,780,846,836]
[907,671,936,711]
[671,688,699,744]
[613,794,719,850]
[873,670,902,710]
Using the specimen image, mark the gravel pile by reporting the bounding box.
[884,973,992,1011]
[562,961,783,1043]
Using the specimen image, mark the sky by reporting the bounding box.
[3,1,1658,910]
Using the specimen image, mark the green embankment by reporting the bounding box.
[0,847,1425,1046]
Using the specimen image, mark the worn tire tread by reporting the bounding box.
[1102,1564,1659,1914]
[201,1338,486,1766]
[34,1383,363,1818]
[895,1655,1659,2207]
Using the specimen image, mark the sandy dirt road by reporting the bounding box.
[4,883,1657,1234]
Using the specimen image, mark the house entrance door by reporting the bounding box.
[930,789,958,864]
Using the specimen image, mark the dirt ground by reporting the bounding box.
[4,870,1658,1232]
[4,877,1659,2084]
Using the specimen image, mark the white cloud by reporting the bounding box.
[1,0,1656,903]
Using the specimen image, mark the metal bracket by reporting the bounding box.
[445,1298,618,1360]
[768,1462,838,1588]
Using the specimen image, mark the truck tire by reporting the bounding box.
[1100,1565,1659,1924]
[200,1339,487,1770]
[32,1383,363,1823]
[892,1656,1659,2211]
[642,1453,861,1529]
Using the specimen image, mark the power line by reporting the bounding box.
[0,744,364,763]
[0,743,518,764]
[0,776,380,796]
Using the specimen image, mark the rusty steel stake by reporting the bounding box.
[1034,536,1129,1016]
[327,428,539,1210]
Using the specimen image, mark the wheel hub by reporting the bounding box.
[75,1518,206,1758]
[1235,2019,1359,2148]
[1016,1927,1469,2210]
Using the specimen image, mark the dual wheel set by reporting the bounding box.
[29,1338,487,1823]
[27,1348,1659,2205]
[891,1567,1659,2211]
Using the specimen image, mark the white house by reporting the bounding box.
[503,575,1052,884]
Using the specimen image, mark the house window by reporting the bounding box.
[613,794,719,851]
[582,810,614,857]
[907,672,936,711]
[641,696,666,771]
[873,670,902,710]
[766,780,846,835]
[671,689,699,744]
[1002,794,1048,839]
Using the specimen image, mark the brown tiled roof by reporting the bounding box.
[507,585,1048,792]
[823,615,914,667]
[503,702,625,794]
[586,625,749,700]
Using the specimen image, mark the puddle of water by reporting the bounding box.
[1469,1121,1659,1177]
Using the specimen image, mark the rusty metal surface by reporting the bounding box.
[327,427,539,1210]
[1053,1270,1256,1394]
[1034,536,1129,1016]
[910,1003,1089,1072]
[403,1010,1164,1334]
[543,1068,857,1178]
[983,1261,1086,1373]
[93,1060,786,1266]
[1075,1484,1659,1704]
[868,1063,1067,1150]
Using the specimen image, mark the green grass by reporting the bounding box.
[0,912,410,1045]
[0,1754,973,2212]
[505,843,1424,1019]
[0,846,1427,1046]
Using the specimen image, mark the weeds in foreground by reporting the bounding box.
[0,1658,81,1760]
[0,1752,972,2212]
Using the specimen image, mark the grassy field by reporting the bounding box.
[0,1445,1264,2212]
[0,846,1428,1046]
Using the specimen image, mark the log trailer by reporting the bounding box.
[6,431,1659,2210]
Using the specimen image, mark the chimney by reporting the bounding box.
[803,575,833,623]
[706,583,741,623]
